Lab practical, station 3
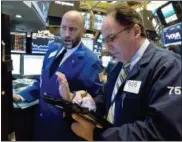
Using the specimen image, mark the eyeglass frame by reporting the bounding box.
[103,26,132,44]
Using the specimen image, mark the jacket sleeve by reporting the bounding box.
[18,53,48,102]
[94,56,182,140]
[18,77,40,102]
[80,58,104,97]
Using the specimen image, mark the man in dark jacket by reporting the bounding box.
[58,3,182,141]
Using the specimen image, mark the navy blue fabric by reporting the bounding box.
[93,43,182,140]
[19,43,103,140]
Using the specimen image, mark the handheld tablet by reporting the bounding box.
[42,94,113,128]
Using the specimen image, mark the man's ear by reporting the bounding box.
[133,24,141,38]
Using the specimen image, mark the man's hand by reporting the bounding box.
[73,91,96,111]
[56,72,73,101]
[71,113,95,141]
[13,94,22,102]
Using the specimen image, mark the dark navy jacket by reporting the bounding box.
[94,43,182,140]
[19,43,102,140]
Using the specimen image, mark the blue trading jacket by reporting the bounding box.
[19,42,103,140]
[94,43,182,141]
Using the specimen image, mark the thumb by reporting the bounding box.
[72,114,89,127]
[55,72,66,83]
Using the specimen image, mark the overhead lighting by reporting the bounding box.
[55,1,74,7]
[15,14,22,18]
[55,1,61,5]
[136,7,143,12]
[112,1,117,3]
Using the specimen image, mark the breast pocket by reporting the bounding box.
[122,92,142,121]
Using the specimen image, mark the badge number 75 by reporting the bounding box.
[167,86,181,95]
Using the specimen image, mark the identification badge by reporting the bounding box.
[124,80,141,94]
[48,51,57,58]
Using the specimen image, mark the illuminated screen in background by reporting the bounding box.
[23,55,44,76]
[97,34,103,44]
[152,18,157,27]
[94,14,105,30]
[11,54,21,75]
[162,22,182,47]
[161,3,178,24]
[152,18,160,34]
[32,32,54,54]
[81,37,94,51]
[81,12,90,29]
[10,32,26,53]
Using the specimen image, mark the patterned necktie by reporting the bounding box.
[107,63,130,124]
[49,49,67,77]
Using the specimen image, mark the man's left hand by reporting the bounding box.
[71,113,96,141]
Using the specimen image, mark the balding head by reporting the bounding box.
[60,10,85,49]
[62,10,85,29]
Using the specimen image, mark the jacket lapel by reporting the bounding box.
[115,43,157,99]
[60,43,85,69]
[126,43,157,81]
[105,62,122,114]
[48,44,64,67]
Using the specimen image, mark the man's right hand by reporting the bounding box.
[73,91,96,111]
[13,94,22,102]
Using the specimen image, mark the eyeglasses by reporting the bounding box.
[103,27,130,44]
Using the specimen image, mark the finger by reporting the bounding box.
[72,94,82,103]
[78,90,88,98]
[59,80,68,87]
[71,122,85,138]
[56,77,68,87]
[72,99,82,105]
[55,72,66,82]
[55,71,65,78]
[82,95,95,103]
[72,114,89,127]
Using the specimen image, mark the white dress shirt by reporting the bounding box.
[112,38,150,97]
[57,41,81,66]
[107,39,150,123]
[130,39,150,70]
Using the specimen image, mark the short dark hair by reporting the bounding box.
[107,3,147,38]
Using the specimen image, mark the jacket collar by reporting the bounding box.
[127,42,157,79]
[56,42,85,59]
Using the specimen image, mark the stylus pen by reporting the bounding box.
[80,90,87,106]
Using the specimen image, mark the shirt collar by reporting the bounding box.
[130,38,150,70]
[57,40,81,56]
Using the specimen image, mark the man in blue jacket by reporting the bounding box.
[13,10,102,140]
[58,3,182,141]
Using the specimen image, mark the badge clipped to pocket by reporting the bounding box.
[124,80,142,94]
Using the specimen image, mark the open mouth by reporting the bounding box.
[64,40,72,43]
[110,52,118,56]
[64,40,73,48]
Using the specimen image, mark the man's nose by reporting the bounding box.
[65,29,71,37]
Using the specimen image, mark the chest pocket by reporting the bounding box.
[122,92,142,121]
